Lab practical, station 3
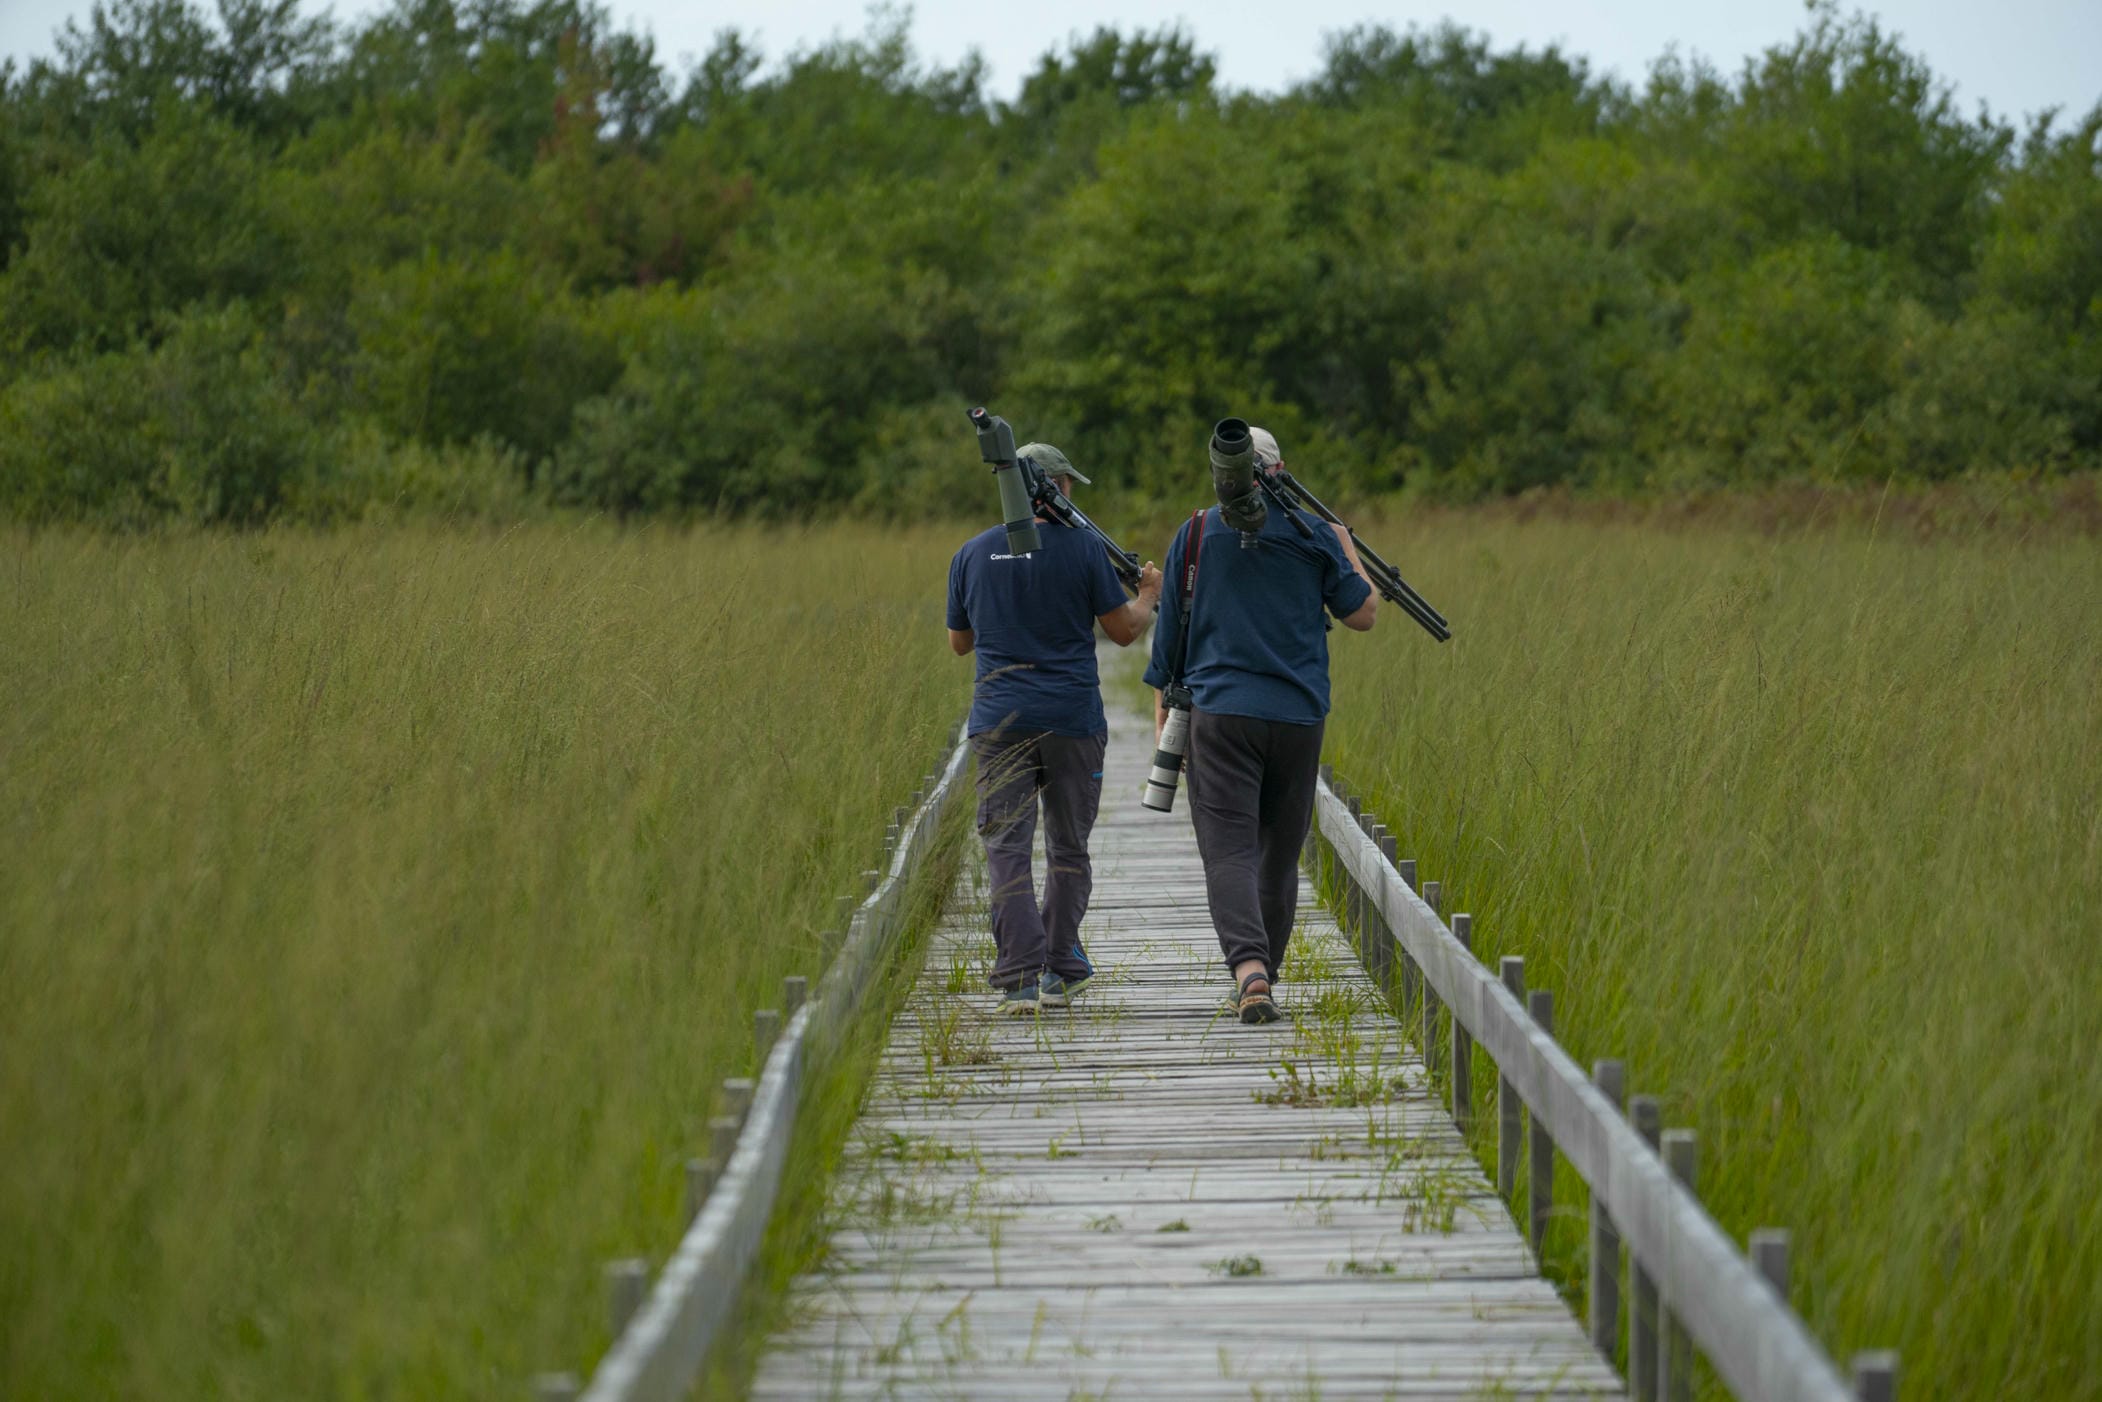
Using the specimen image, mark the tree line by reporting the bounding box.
[0,0,2096,524]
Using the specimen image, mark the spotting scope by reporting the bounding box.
[1208,417,1267,545]
[966,407,1143,589]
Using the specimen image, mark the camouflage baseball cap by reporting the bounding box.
[1018,442,1091,485]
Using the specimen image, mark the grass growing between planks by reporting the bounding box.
[0,523,972,1398]
[1318,514,2101,1399]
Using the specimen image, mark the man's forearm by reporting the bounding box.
[1105,590,1161,646]
[1332,523,1371,583]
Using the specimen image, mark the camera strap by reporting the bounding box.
[1168,508,1208,687]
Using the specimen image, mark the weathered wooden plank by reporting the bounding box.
[754,685,1622,1401]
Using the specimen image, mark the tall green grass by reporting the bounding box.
[0,524,971,1398]
[1322,516,2101,1397]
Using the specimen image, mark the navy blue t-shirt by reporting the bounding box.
[947,520,1128,738]
[1142,506,1372,725]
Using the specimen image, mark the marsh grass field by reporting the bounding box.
[0,524,972,1397]
[2,510,2098,1398]
[1322,513,2101,1397]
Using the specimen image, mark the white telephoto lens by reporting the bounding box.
[1140,707,1192,812]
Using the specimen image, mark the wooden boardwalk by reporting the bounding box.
[752,687,1623,1401]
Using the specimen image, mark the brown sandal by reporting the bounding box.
[1237,970,1281,1025]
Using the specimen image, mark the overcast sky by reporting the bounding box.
[4,0,2098,126]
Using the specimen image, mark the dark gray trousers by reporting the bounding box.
[1185,709,1325,978]
[970,730,1106,990]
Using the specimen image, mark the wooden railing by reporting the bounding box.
[1310,765,1901,1402]
[529,724,974,1402]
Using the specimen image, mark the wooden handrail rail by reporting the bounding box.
[563,723,974,1402]
[1313,776,1861,1402]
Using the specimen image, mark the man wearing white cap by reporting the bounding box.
[1144,424,1376,1023]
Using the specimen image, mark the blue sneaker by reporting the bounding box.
[1039,973,1092,1008]
[999,978,1042,1016]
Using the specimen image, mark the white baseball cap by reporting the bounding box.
[1249,426,1282,467]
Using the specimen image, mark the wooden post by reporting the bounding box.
[754,1008,781,1062]
[1527,988,1555,1258]
[1630,1094,1662,1402]
[1589,1060,1626,1360]
[1374,831,1401,988]
[1397,858,1422,1013]
[1353,832,1387,987]
[1451,915,1474,1132]
[1342,861,1361,953]
[783,975,808,1017]
[532,1372,581,1402]
[683,1156,716,1224]
[709,1116,738,1168]
[861,868,881,895]
[1361,816,1384,963]
[1345,805,1367,952]
[1420,881,1444,1079]
[606,1258,648,1338]
[1751,1228,1790,1298]
[1661,1128,1698,1402]
[1360,820,1385,969]
[721,1078,755,1123]
[1497,956,1524,1202]
[1852,1351,1899,1402]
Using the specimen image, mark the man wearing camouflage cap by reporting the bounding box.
[947,445,1164,1014]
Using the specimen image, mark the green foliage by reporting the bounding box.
[1646,238,1899,484]
[1983,111,2102,333]
[287,418,540,520]
[22,0,336,143]
[1010,106,1313,486]
[1706,6,2008,292]
[0,302,307,522]
[553,171,1005,514]
[342,249,619,460]
[1400,149,1664,494]
[1,0,2099,521]
[0,103,278,358]
[1011,23,1213,123]
[268,124,518,300]
[523,123,750,291]
[332,0,663,173]
[1303,20,1605,168]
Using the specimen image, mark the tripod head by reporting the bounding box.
[965,407,1143,590]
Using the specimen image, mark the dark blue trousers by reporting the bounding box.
[970,729,1106,990]
[1185,709,1325,978]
